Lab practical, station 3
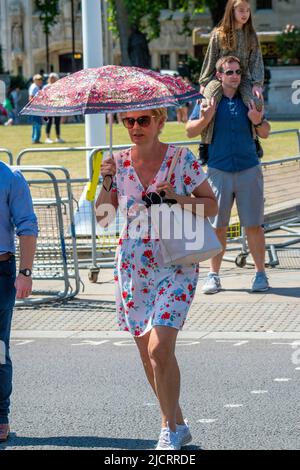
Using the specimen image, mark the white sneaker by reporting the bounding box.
[56,138,65,143]
[45,138,53,143]
[156,427,181,450]
[176,419,192,446]
[202,272,221,294]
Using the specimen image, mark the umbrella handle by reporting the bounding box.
[86,150,103,202]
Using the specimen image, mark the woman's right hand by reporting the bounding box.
[100,157,116,178]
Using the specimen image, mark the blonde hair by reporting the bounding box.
[152,108,168,121]
[216,55,241,72]
[216,0,258,52]
[120,108,168,122]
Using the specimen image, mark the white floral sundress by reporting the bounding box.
[113,144,207,337]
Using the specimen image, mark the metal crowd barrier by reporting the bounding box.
[223,154,300,269]
[15,166,81,305]
[15,127,300,284]
[0,148,13,165]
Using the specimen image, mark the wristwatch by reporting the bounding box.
[254,118,264,128]
[19,268,32,277]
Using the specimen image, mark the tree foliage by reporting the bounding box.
[35,0,60,34]
[276,26,300,64]
[107,0,226,41]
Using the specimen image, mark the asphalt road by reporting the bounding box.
[1,336,300,450]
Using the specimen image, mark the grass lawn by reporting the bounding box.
[0,120,299,179]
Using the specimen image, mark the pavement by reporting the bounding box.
[12,258,300,338]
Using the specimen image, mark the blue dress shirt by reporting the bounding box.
[189,95,259,172]
[0,162,38,254]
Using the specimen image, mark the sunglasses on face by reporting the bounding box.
[122,115,155,129]
[142,191,177,208]
[223,69,242,76]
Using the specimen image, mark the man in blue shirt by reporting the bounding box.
[186,55,271,294]
[0,162,38,442]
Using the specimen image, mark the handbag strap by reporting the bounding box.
[166,147,182,183]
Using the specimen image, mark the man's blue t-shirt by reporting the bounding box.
[190,95,259,172]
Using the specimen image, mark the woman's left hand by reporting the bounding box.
[156,182,178,201]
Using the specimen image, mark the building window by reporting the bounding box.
[256,0,272,10]
[160,54,170,69]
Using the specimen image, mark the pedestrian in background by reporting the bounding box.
[28,74,43,144]
[44,73,65,144]
[186,55,270,294]
[198,0,264,145]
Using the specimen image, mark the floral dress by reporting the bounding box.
[113,144,207,337]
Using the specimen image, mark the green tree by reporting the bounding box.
[276,26,300,64]
[108,0,227,65]
[35,0,60,73]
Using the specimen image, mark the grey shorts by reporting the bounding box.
[207,165,264,228]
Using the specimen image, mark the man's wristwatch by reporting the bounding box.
[254,118,264,128]
[19,268,32,277]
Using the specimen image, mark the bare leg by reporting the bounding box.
[210,226,228,274]
[245,225,265,272]
[147,326,181,432]
[135,330,184,427]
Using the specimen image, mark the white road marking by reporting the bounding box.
[11,340,35,346]
[272,342,300,346]
[251,390,269,394]
[113,340,200,346]
[216,340,249,347]
[71,340,109,346]
[274,378,291,382]
[113,340,135,346]
[224,404,244,408]
[295,367,300,370]
[197,419,217,424]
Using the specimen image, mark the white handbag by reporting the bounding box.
[151,148,222,266]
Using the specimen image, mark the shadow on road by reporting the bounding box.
[0,433,202,450]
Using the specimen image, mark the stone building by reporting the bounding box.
[0,0,299,78]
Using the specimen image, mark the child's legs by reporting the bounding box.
[203,79,223,104]
[239,78,263,111]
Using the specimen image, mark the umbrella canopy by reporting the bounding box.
[20,65,201,116]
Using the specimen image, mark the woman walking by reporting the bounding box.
[95,108,217,450]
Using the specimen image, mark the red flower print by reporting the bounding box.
[181,293,187,301]
[188,284,193,291]
[127,301,134,308]
[134,329,141,336]
[158,288,165,295]
[122,291,128,299]
[192,161,199,170]
[129,175,135,181]
[143,250,153,258]
[184,176,192,185]
[123,159,130,167]
[142,288,149,294]
[161,312,171,320]
[140,268,149,276]
[114,275,118,281]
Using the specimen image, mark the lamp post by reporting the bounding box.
[70,0,76,72]
[81,0,106,176]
